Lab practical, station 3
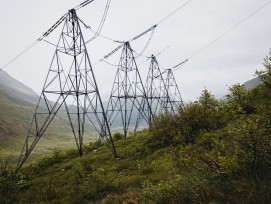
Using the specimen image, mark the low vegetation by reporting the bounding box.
[1,51,271,203]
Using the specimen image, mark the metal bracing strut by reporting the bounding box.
[134,55,174,131]
[104,42,152,138]
[163,69,184,112]
[15,9,116,174]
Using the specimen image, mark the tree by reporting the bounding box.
[225,84,254,115]
[198,89,218,108]
[256,49,271,89]
[147,89,226,148]
[233,115,271,178]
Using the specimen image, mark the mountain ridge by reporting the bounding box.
[243,76,262,90]
[0,71,82,162]
[0,71,39,105]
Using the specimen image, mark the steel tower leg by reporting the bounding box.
[105,42,151,138]
[15,9,116,174]
[164,69,184,112]
[134,55,173,131]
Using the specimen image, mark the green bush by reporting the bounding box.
[142,172,216,204]
[113,132,124,141]
[232,115,271,178]
[26,148,65,174]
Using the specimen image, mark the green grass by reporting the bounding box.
[0,90,100,167]
[2,64,271,203]
[0,129,268,204]
[0,132,99,167]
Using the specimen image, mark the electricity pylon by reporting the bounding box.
[105,42,152,138]
[163,68,184,112]
[15,9,116,173]
[134,55,173,131]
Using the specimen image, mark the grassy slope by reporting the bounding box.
[0,90,74,164]
[2,71,271,203]
[17,136,177,203]
[8,129,268,204]
[0,85,98,167]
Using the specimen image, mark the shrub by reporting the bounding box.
[142,172,216,204]
[145,113,180,150]
[232,115,271,178]
[29,148,64,173]
[113,132,124,141]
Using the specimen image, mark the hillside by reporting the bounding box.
[0,70,39,103]
[0,71,96,164]
[1,52,271,203]
[0,71,39,140]
[1,61,271,203]
[243,76,262,90]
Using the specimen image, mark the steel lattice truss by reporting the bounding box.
[163,69,184,112]
[105,42,152,138]
[16,9,116,173]
[135,55,173,131]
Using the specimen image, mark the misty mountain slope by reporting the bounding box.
[0,71,40,140]
[243,76,262,90]
[0,70,40,106]
[211,76,263,100]
[0,71,100,164]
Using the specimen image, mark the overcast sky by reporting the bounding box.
[1,0,271,102]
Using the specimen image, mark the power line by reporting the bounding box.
[42,39,58,47]
[84,0,192,44]
[188,0,271,60]
[155,0,232,57]
[170,59,189,71]
[136,0,232,67]
[74,0,95,10]
[98,25,157,62]
[102,44,124,59]
[156,0,193,25]
[130,25,157,42]
[63,0,193,66]
[38,14,66,41]
[131,25,157,58]
[0,14,67,72]
[85,0,112,44]
[100,25,157,66]
[78,17,119,43]
[0,0,97,72]
[100,59,119,67]
[85,0,193,57]
[140,0,270,72]
[0,41,38,72]
[0,0,98,72]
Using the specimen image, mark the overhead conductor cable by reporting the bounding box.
[188,0,271,60]
[0,0,96,72]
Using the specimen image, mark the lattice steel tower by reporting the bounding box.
[16,9,116,173]
[105,42,152,138]
[163,68,184,112]
[135,55,173,131]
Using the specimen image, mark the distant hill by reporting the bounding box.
[0,71,73,138]
[243,76,262,90]
[0,71,96,163]
[0,70,39,103]
[0,71,39,140]
[215,76,263,99]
